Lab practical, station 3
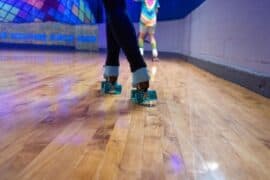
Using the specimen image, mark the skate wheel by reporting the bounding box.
[130,89,157,106]
[152,57,159,62]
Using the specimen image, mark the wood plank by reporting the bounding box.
[0,51,268,180]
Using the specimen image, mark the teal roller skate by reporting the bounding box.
[130,81,157,106]
[101,76,122,95]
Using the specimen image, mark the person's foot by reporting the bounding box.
[102,76,122,94]
[139,48,144,56]
[131,81,158,106]
[152,56,159,62]
[135,81,149,92]
[152,49,158,58]
[105,76,118,85]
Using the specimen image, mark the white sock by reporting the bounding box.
[152,48,158,58]
[139,48,144,56]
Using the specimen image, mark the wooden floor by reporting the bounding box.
[0,50,269,180]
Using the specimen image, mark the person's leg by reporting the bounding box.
[149,26,158,58]
[138,23,146,56]
[102,0,149,88]
[104,20,120,84]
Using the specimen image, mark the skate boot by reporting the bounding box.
[101,76,122,94]
[152,56,159,62]
[152,49,159,62]
[130,81,157,106]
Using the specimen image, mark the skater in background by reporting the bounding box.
[136,0,160,61]
[101,0,151,92]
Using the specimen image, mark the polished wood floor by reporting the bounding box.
[0,50,269,180]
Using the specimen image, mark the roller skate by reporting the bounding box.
[152,56,159,62]
[101,76,122,95]
[130,81,157,106]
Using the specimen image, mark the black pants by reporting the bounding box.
[102,0,147,72]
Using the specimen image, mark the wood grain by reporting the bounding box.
[0,50,269,180]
